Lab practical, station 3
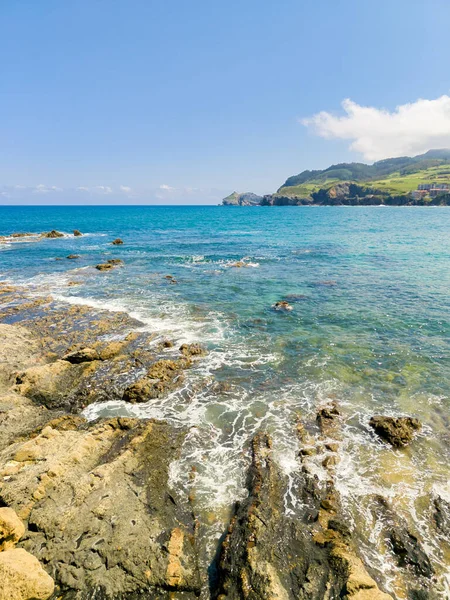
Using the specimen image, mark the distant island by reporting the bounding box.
[222,149,450,206]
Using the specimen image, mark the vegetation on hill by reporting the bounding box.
[276,150,450,200]
[221,150,450,206]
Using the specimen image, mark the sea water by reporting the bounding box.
[1,205,449,595]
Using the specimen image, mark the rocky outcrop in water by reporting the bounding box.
[112,238,123,245]
[73,230,83,237]
[369,416,422,447]
[123,358,191,403]
[215,425,392,599]
[42,230,64,238]
[222,192,262,206]
[0,285,446,600]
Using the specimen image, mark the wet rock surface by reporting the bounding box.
[369,415,422,447]
[0,285,446,599]
[42,230,64,239]
[215,427,392,600]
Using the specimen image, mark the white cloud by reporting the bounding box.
[302,95,450,161]
[119,185,132,194]
[32,184,63,194]
[76,186,89,192]
[93,185,113,194]
[159,184,175,191]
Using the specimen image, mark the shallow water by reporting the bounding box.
[1,205,449,596]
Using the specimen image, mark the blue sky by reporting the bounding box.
[1,0,450,204]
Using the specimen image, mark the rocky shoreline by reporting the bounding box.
[0,284,447,599]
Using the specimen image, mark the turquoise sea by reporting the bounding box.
[1,205,450,595]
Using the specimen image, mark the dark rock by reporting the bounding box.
[73,230,83,236]
[433,495,450,538]
[369,416,422,447]
[112,238,123,245]
[107,258,123,265]
[390,528,433,578]
[62,347,100,364]
[214,432,391,599]
[66,254,80,260]
[42,230,64,238]
[95,263,114,271]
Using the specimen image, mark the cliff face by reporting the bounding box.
[227,185,450,206]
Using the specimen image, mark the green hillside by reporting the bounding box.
[277,150,450,198]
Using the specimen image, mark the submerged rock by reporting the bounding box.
[111,238,123,245]
[41,230,64,238]
[272,300,293,311]
[107,258,123,265]
[0,548,54,600]
[369,416,422,447]
[66,254,80,259]
[73,229,83,236]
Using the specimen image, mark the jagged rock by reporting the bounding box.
[123,358,190,403]
[62,347,100,364]
[433,495,450,537]
[95,263,114,271]
[107,258,123,265]
[0,418,200,598]
[317,402,341,439]
[66,254,80,259]
[73,230,83,236]
[369,416,421,447]
[179,343,206,357]
[215,432,391,600]
[390,528,433,578]
[111,238,123,245]
[0,548,54,600]
[41,230,64,238]
[0,507,25,550]
[272,300,293,311]
[374,495,433,586]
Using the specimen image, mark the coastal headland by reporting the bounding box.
[222,149,450,206]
